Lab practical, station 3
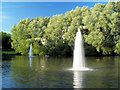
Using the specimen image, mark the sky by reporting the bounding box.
[1,2,108,33]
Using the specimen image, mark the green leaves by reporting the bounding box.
[11,17,50,55]
[82,1,120,55]
[1,32,11,49]
[11,1,120,56]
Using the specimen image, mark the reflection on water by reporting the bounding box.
[73,71,84,88]
[2,56,119,88]
[39,57,46,71]
[29,57,32,68]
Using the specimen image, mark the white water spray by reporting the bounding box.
[71,28,92,71]
[29,44,33,57]
[73,28,85,69]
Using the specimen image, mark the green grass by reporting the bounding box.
[2,51,20,55]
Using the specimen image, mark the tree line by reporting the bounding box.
[0,32,11,50]
[10,1,120,56]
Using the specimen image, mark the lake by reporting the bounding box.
[2,55,120,88]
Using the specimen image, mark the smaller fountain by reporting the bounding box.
[29,44,33,67]
[29,44,33,57]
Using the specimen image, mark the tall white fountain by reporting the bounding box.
[71,28,92,71]
[29,44,33,57]
[73,28,85,69]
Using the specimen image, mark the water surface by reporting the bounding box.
[2,55,119,88]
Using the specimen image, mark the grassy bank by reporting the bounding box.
[2,50,20,56]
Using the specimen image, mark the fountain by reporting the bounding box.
[29,44,33,57]
[70,28,92,71]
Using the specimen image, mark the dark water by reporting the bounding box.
[2,55,120,88]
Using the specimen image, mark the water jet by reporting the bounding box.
[70,28,92,71]
[29,44,33,57]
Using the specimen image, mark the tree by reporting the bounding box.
[11,17,50,55]
[1,32,11,49]
[11,1,120,56]
[44,14,71,56]
[83,2,120,55]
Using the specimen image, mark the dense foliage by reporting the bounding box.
[0,32,11,49]
[11,2,120,56]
